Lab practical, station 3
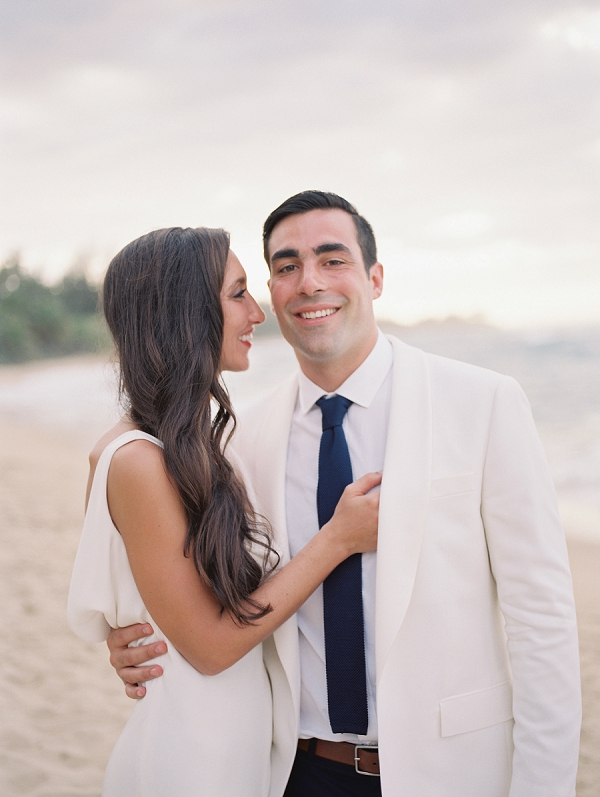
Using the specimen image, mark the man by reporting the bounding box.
[109,191,581,796]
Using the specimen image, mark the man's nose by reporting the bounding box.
[296,261,325,295]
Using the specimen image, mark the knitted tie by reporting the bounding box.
[316,394,368,735]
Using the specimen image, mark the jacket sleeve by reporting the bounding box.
[481,376,581,797]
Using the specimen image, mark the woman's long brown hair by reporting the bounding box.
[103,227,277,624]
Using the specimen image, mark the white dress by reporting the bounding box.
[68,430,273,797]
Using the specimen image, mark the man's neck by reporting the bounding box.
[296,330,379,393]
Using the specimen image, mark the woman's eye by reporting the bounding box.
[233,288,246,299]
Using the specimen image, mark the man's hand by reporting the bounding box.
[107,623,167,699]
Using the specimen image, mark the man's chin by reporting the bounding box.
[288,334,341,363]
[279,317,347,359]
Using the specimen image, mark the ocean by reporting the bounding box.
[0,321,598,541]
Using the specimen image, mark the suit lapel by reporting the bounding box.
[248,372,302,717]
[249,372,297,564]
[375,337,432,681]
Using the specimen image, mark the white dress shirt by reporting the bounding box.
[285,330,393,743]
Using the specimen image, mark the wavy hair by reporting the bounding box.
[103,227,276,624]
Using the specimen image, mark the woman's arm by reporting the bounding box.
[107,439,380,676]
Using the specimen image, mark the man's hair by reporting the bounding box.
[262,190,377,273]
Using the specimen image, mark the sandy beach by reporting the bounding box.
[0,417,130,796]
[0,352,598,795]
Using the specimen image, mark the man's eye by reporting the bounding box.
[278,264,296,274]
[326,259,344,266]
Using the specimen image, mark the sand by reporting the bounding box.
[0,359,598,795]
[0,419,131,796]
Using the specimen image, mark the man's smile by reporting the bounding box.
[297,308,339,320]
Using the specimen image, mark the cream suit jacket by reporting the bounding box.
[232,336,581,797]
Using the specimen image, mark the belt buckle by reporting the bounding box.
[354,744,379,776]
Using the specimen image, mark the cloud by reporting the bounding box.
[1,0,599,325]
[426,211,493,240]
[540,7,600,52]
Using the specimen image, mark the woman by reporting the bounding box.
[68,227,380,796]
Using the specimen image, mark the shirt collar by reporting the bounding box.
[297,329,393,414]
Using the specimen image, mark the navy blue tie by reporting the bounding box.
[316,394,368,735]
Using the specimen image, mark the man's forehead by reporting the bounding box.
[268,208,358,254]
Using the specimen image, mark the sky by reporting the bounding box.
[1,0,600,327]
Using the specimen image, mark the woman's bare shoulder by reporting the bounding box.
[86,421,170,513]
[109,433,166,483]
[89,417,138,469]
[86,417,143,509]
[107,433,182,534]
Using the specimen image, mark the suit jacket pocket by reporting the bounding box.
[439,680,513,737]
[430,472,476,499]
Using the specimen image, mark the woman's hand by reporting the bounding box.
[322,471,381,558]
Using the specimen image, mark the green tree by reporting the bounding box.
[0,255,109,363]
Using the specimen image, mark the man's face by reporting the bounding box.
[267,209,383,369]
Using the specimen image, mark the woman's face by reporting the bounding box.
[220,250,266,372]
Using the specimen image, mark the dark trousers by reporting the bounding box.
[283,748,382,797]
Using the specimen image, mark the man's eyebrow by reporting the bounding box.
[314,243,351,256]
[271,248,300,261]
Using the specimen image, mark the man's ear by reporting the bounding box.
[369,262,384,300]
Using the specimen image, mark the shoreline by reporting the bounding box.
[0,350,113,378]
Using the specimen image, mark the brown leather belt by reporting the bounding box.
[297,738,380,776]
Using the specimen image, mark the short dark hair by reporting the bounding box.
[262,190,377,273]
